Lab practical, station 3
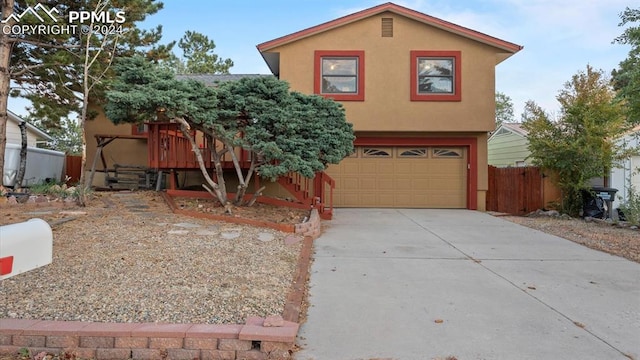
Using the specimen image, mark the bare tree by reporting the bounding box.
[0,0,15,185]
[76,0,121,205]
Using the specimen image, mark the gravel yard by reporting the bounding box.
[0,191,302,324]
[501,214,639,263]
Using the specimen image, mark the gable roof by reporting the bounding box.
[7,110,52,141]
[618,124,640,141]
[489,122,528,141]
[257,2,523,54]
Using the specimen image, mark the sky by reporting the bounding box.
[8,0,635,120]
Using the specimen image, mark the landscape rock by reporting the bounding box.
[221,232,241,240]
[173,222,202,229]
[26,211,54,216]
[168,230,190,235]
[60,211,88,216]
[529,209,561,218]
[257,232,275,242]
[195,229,218,236]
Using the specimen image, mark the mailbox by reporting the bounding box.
[0,218,53,280]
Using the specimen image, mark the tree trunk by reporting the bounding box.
[77,107,88,206]
[211,150,228,202]
[225,140,247,205]
[236,152,262,205]
[77,39,91,207]
[0,0,15,186]
[173,117,229,210]
[14,121,26,190]
[206,133,228,200]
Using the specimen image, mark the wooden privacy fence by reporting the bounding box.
[65,155,82,185]
[486,166,561,215]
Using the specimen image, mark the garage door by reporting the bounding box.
[325,146,467,208]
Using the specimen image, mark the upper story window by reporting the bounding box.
[410,50,461,102]
[314,50,365,101]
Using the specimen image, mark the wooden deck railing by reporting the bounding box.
[147,122,212,169]
[278,171,335,220]
[147,122,335,218]
[314,171,335,220]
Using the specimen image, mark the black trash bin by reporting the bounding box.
[581,187,618,219]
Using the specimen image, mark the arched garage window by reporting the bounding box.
[433,148,462,158]
[363,148,392,158]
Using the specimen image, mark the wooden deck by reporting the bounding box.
[147,122,252,170]
[146,122,335,218]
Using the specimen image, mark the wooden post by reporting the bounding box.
[87,144,103,189]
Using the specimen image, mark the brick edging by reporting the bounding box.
[160,191,322,238]
[0,317,297,359]
[282,236,314,323]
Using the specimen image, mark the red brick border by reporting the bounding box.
[283,236,314,323]
[0,318,298,359]
[160,191,322,238]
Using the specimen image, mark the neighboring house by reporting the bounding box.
[610,125,640,209]
[3,110,65,187]
[487,123,531,167]
[6,110,52,147]
[85,2,523,211]
[488,122,639,210]
[257,2,522,210]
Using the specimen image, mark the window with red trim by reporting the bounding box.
[410,50,461,101]
[314,50,365,101]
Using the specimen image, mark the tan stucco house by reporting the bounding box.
[257,2,522,210]
[85,2,522,211]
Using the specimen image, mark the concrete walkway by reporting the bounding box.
[295,209,640,360]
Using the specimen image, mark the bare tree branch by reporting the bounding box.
[13,38,82,49]
[10,63,52,77]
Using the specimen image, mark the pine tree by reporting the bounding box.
[0,0,173,190]
[105,56,355,213]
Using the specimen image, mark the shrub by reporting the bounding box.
[619,185,640,225]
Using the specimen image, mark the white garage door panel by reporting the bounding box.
[326,146,467,208]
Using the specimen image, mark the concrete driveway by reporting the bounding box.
[295,209,640,360]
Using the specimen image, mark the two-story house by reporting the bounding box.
[257,2,522,210]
